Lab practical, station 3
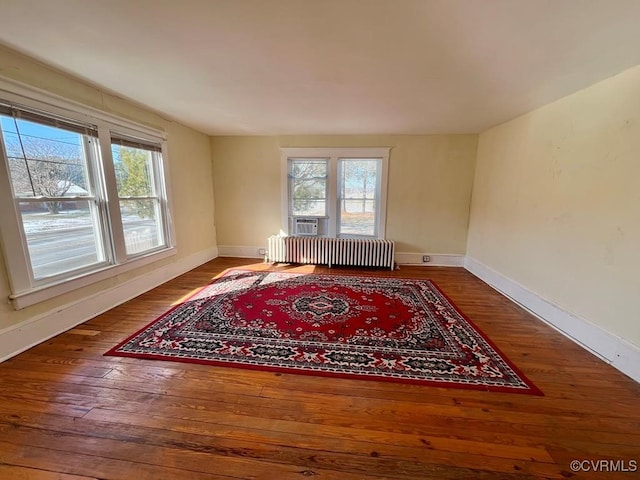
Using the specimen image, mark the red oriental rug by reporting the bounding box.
[105,269,542,395]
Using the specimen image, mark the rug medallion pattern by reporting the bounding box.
[106,269,541,394]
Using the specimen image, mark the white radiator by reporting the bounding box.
[267,235,395,269]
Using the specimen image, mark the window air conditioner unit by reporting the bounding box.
[293,217,318,236]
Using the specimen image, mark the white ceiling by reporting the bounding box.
[1,0,639,135]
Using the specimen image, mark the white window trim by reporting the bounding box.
[280,147,390,239]
[0,75,176,309]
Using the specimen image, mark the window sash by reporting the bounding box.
[0,110,111,282]
[288,158,328,217]
[119,198,165,256]
[17,198,109,281]
[111,139,167,257]
[337,158,381,238]
[2,114,99,201]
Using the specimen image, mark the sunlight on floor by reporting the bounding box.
[170,261,318,306]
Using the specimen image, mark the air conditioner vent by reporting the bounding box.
[293,218,318,236]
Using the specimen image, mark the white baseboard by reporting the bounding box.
[395,252,464,267]
[464,256,640,383]
[219,246,464,267]
[217,245,264,259]
[0,246,219,363]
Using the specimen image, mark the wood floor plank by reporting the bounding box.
[0,411,556,479]
[0,465,97,480]
[0,258,638,479]
[0,440,240,480]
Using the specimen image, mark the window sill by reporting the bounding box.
[9,246,176,310]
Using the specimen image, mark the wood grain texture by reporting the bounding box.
[1,258,638,479]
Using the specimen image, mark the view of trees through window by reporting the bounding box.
[0,112,165,279]
[288,157,381,237]
[3,118,88,212]
[289,159,328,216]
[0,114,104,278]
[339,159,379,236]
[112,143,163,255]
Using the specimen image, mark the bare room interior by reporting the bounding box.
[0,1,638,479]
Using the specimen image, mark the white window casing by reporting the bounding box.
[280,147,390,239]
[0,75,176,309]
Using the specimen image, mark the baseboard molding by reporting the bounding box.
[395,252,464,267]
[0,246,219,363]
[217,245,264,259]
[464,256,640,383]
[219,246,464,267]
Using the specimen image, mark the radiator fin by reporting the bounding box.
[267,236,395,270]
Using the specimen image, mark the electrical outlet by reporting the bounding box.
[422,255,430,263]
[258,248,266,255]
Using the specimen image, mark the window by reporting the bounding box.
[0,80,174,309]
[111,135,166,256]
[281,148,389,238]
[0,108,108,280]
[338,158,381,237]
[288,158,328,217]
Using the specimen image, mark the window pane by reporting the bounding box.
[120,199,163,255]
[339,159,379,236]
[292,198,326,216]
[1,116,91,198]
[0,113,105,281]
[112,144,154,196]
[112,140,165,256]
[20,201,105,279]
[289,159,327,216]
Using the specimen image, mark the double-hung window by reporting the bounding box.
[0,80,174,309]
[338,158,382,237]
[111,134,166,256]
[288,158,328,217]
[281,148,389,238]
[0,106,109,280]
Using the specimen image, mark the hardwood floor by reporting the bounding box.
[0,257,638,479]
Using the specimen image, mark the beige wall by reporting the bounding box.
[211,134,478,254]
[0,46,217,331]
[467,65,640,348]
